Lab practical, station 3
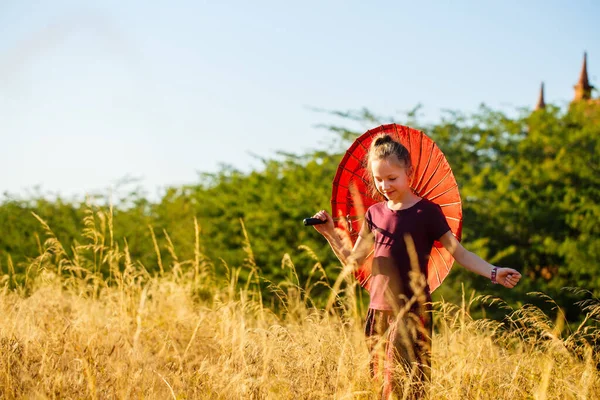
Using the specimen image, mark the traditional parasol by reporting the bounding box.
[305,124,462,292]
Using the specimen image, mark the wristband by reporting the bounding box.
[491,266,498,284]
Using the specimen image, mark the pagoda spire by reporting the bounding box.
[574,52,594,101]
[535,82,546,110]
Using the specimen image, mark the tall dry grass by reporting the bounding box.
[1,206,599,399]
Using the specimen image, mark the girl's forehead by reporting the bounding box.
[371,156,407,173]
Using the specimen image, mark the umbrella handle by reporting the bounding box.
[303,217,326,226]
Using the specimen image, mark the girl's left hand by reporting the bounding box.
[497,268,522,288]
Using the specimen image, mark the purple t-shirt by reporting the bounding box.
[362,198,451,311]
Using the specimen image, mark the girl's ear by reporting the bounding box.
[407,165,416,189]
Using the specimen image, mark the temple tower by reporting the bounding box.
[535,82,546,110]
[573,52,594,102]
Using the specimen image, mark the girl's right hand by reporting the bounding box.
[312,209,335,237]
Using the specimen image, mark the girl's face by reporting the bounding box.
[371,156,412,201]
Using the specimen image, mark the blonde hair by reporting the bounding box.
[365,134,412,199]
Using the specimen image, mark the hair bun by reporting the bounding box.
[373,134,394,147]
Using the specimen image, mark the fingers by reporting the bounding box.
[502,269,522,289]
[508,272,521,284]
[311,209,334,236]
[312,209,331,222]
[505,268,522,278]
[503,278,516,289]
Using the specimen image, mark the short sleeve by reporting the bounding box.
[428,203,451,241]
[359,207,374,238]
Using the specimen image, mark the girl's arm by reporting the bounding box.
[312,210,374,269]
[439,230,522,288]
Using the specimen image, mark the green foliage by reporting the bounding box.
[1,102,598,321]
[429,103,600,318]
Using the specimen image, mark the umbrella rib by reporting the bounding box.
[343,167,370,188]
[422,168,451,198]
[410,130,423,188]
[332,200,351,206]
[413,141,435,190]
[356,136,370,154]
[445,216,461,222]
[327,214,363,221]
[331,200,363,212]
[360,274,372,286]
[331,216,363,222]
[439,201,462,207]
[338,164,365,182]
[347,149,365,165]
[428,183,458,201]
[433,246,451,273]
[415,131,423,164]
[416,156,444,194]
[394,124,407,149]
[429,253,442,288]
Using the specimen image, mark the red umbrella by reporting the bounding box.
[331,124,462,292]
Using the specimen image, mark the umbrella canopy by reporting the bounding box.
[331,124,462,292]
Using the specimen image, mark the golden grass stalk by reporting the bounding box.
[0,208,599,399]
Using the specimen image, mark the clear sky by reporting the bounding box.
[1,1,598,202]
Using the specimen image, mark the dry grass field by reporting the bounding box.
[1,210,599,399]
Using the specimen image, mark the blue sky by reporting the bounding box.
[1,1,598,202]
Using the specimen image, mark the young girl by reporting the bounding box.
[312,134,521,399]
